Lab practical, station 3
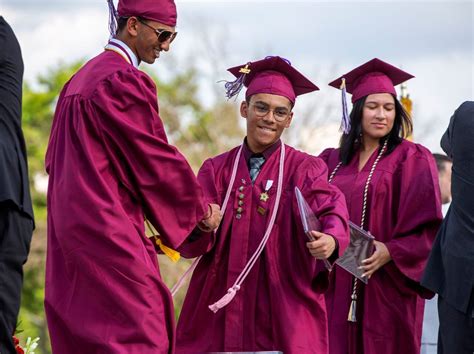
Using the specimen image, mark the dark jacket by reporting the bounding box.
[0,16,33,220]
[422,101,474,314]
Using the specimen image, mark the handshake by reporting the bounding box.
[197,203,222,232]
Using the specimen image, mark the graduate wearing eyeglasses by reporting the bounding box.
[44,0,222,352]
[176,56,349,354]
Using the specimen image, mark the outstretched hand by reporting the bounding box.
[306,231,336,260]
[197,204,222,232]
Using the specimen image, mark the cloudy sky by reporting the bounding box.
[1,0,472,153]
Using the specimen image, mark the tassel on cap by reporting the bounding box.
[208,285,240,313]
[267,55,291,66]
[340,78,351,134]
[107,0,118,38]
[223,63,251,100]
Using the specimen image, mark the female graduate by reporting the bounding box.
[320,58,443,354]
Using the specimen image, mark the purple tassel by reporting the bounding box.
[340,78,351,134]
[223,74,246,100]
[107,0,118,38]
[265,55,291,66]
[222,63,251,100]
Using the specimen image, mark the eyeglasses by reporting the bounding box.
[251,102,291,122]
[137,18,178,43]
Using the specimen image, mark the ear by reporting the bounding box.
[240,101,249,119]
[127,16,139,37]
[284,111,294,128]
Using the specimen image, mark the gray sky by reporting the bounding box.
[1,0,473,152]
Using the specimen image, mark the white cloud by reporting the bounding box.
[2,0,472,153]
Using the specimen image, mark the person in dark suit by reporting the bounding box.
[421,153,452,354]
[0,16,34,354]
[422,101,474,354]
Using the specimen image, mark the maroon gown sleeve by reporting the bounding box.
[298,156,350,257]
[385,145,442,293]
[92,68,207,249]
[294,155,349,291]
[178,158,219,258]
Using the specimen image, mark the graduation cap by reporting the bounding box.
[224,56,319,104]
[107,0,177,36]
[329,58,414,133]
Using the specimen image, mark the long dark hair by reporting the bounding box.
[339,94,413,165]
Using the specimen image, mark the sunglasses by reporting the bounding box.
[137,18,178,43]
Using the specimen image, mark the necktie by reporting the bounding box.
[249,156,265,183]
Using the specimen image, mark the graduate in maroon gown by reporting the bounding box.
[175,56,349,354]
[319,58,443,354]
[44,1,221,352]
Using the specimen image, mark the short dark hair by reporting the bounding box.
[116,17,128,34]
[433,153,452,173]
[338,94,413,165]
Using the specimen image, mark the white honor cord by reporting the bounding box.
[170,145,243,297]
[208,144,286,313]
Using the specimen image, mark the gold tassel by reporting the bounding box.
[400,82,413,141]
[154,237,181,263]
[145,218,181,263]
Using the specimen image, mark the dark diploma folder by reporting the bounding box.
[335,221,375,284]
[295,187,332,270]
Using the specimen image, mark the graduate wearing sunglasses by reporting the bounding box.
[44,0,222,353]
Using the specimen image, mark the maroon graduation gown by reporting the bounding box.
[320,140,442,354]
[176,143,349,354]
[45,50,207,353]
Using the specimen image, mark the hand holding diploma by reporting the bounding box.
[359,240,391,279]
[306,231,337,260]
[295,187,334,269]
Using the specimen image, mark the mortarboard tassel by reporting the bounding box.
[154,237,181,263]
[145,219,181,262]
[107,0,118,38]
[340,78,351,134]
[222,63,251,100]
[347,278,358,322]
[265,55,291,66]
[347,292,357,322]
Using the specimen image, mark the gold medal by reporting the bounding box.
[259,179,273,202]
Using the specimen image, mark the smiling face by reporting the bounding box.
[361,93,396,145]
[118,17,175,64]
[241,93,293,153]
[135,19,175,64]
